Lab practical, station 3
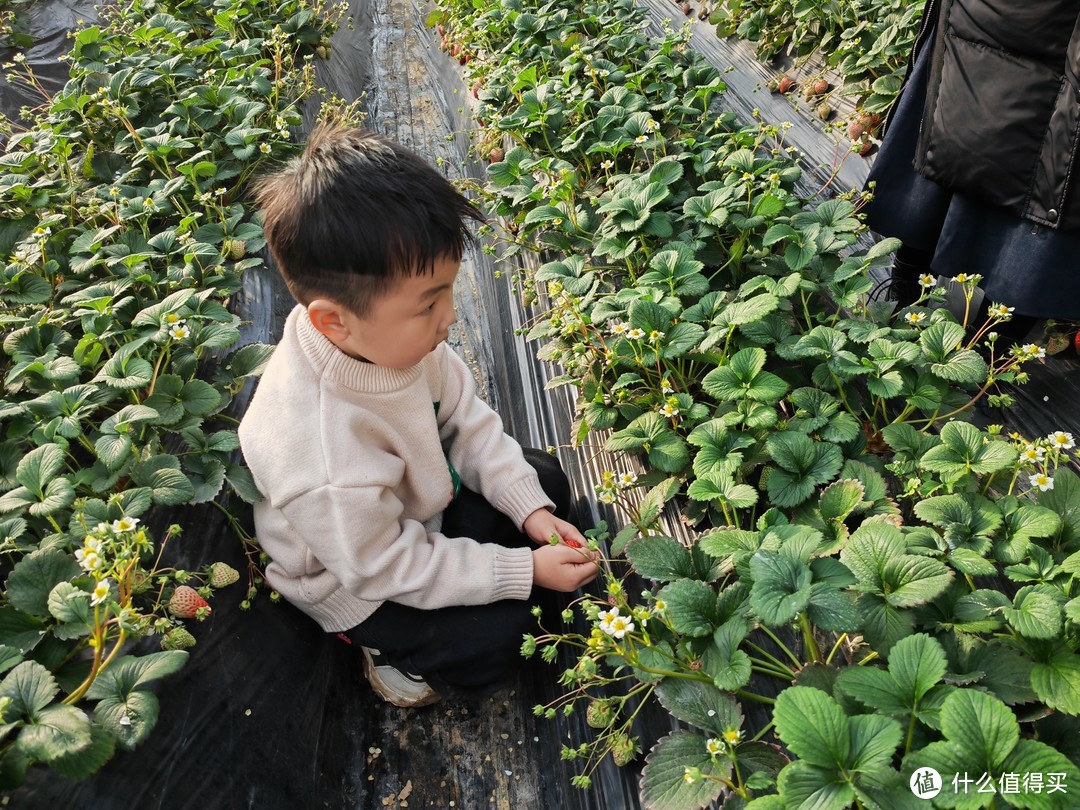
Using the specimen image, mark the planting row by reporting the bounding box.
[0,0,343,785]
[428,0,1080,806]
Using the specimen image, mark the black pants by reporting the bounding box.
[340,448,573,700]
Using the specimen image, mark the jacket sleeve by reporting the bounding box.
[278,475,535,609]
[435,348,555,528]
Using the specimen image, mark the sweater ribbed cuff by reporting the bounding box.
[497,474,557,530]
[490,546,535,601]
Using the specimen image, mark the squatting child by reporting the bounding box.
[238,125,598,708]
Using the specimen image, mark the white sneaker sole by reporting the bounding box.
[361,647,440,708]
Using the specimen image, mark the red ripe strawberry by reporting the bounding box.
[1074,331,1080,354]
[563,538,582,549]
[168,585,210,619]
[776,76,794,94]
[811,79,829,95]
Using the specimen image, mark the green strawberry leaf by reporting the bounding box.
[625,535,696,582]
[655,678,742,737]
[6,551,81,617]
[658,579,720,637]
[772,686,849,769]
[640,730,730,810]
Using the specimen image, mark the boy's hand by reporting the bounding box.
[532,544,599,592]
[523,508,587,549]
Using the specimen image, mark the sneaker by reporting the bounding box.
[361,647,440,708]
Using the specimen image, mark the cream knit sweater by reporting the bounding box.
[238,305,554,632]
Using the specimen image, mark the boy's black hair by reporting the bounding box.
[254,125,485,317]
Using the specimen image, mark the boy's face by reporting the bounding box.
[327,255,460,368]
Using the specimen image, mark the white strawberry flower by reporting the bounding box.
[626,328,646,340]
[169,323,191,340]
[111,516,139,533]
[75,548,101,572]
[918,273,936,289]
[1030,472,1055,492]
[1019,444,1045,465]
[605,614,634,639]
[1049,431,1075,450]
[91,579,112,606]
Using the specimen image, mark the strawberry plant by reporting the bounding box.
[0,0,348,785]
[432,0,1080,805]
[711,0,925,117]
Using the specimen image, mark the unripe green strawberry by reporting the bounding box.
[207,562,240,588]
[586,700,616,729]
[168,585,210,619]
[161,627,196,650]
[129,569,153,594]
[224,239,246,260]
[610,733,640,767]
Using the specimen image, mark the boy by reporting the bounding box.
[238,125,598,708]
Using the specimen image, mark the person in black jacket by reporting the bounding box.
[864,0,1080,336]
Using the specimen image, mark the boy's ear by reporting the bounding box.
[306,298,351,341]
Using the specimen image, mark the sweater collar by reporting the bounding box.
[291,305,424,392]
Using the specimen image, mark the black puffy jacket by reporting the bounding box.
[914,0,1080,230]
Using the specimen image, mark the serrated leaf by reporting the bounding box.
[1031,646,1080,715]
[94,432,132,472]
[772,686,849,768]
[655,679,742,736]
[0,660,58,719]
[13,444,64,491]
[837,665,907,716]
[15,704,92,763]
[6,551,81,617]
[702,619,752,691]
[806,583,861,632]
[940,688,1017,770]
[1003,587,1062,639]
[625,536,695,582]
[819,479,864,522]
[640,730,730,810]
[999,739,1080,805]
[1037,468,1080,547]
[749,551,812,626]
[179,379,221,416]
[224,463,262,504]
[0,647,22,677]
[857,594,913,656]
[847,713,902,772]
[47,721,116,779]
[94,689,159,751]
[777,760,854,809]
[0,609,44,652]
[46,582,91,625]
[658,579,719,637]
[85,651,188,700]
